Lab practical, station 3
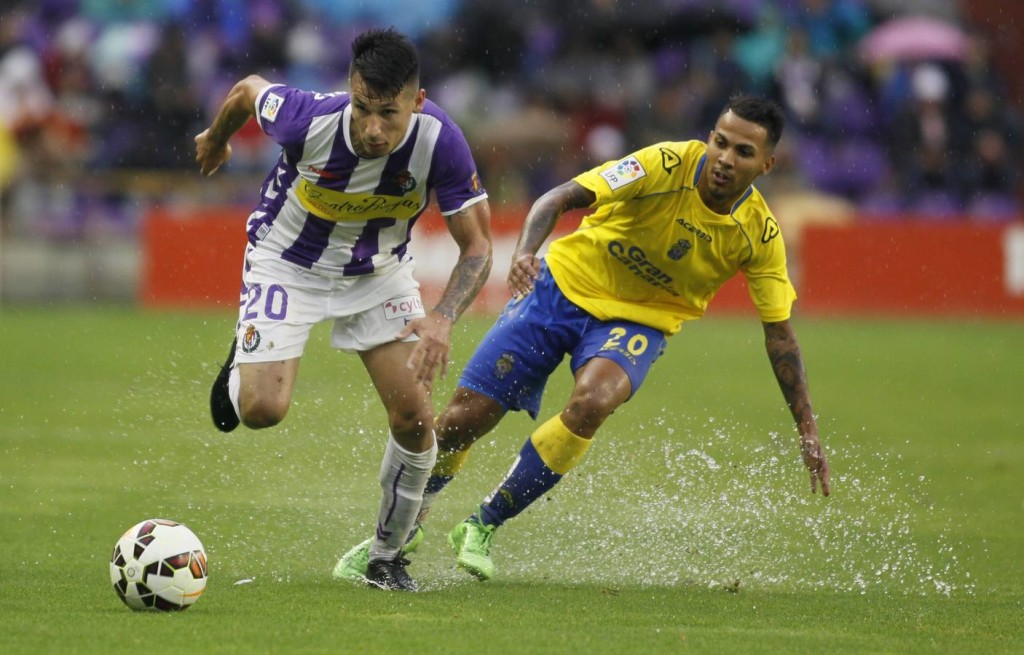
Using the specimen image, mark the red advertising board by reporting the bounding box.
[141,206,1024,318]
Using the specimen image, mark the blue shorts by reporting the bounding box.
[459,265,667,418]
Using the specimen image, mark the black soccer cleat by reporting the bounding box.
[210,337,240,433]
[366,555,419,592]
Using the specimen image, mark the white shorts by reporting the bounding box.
[233,247,426,362]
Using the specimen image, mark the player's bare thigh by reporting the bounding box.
[237,358,301,429]
[359,340,434,453]
[562,357,632,437]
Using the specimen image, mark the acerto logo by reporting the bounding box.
[675,217,713,242]
[761,216,780,243]
[660,147,681,172]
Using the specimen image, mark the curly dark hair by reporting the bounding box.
[350,28,420,99]
[719,95,786,148]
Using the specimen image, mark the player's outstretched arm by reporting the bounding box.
[763,319,830,496]
[399,200,493,385]
[508,181,596,296]
[194,75,272,176]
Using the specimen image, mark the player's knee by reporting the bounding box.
[239,398,289,429]
[388,407,433,442]
[565,383,624,426]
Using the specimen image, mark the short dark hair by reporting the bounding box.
[719,95,785,148]
[350,28,419,99]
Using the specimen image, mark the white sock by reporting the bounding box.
[369,432,437,562]
[416,489,441,524]
[227,366,241,419]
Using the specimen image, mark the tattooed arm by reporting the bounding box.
[434,200,494,323]
[399,199,493,385]
[763,320,831,495]
[508,181,596,296]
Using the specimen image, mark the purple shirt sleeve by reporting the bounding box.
[254,85,347,156]
[426,106,487,215]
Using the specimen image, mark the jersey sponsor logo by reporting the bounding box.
[261,92,285,123]
[668,239,692,260]
[296,178,422,222]
[599,157,646,190]
[761,216,780,243]
[383,295,424,321]
[675,217,713,242]
[307,164,347,181]
[607,241,679,296]
[241,323,261,353]
[659,147,681,172]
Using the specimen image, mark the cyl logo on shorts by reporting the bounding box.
[383,295,424,320]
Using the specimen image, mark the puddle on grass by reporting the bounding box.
[481,413,973,596]
[124,365,973,596]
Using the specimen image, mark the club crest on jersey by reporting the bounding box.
[260,92,284,123]
[600,157,646,190]
[469,171,483,194]
[668,239,692,260]
[241,324,261,353]
[396,170,417,194]
[383,295,424,321]
[494,353,515,379]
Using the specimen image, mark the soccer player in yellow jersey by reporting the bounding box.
[335,95,830,583]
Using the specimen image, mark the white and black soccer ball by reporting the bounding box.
[109,519,208,611]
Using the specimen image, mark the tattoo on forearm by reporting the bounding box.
[764,324,814,427]
[518,183,594,255]
[435,253,492,322]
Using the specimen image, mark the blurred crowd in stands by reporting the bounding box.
[0,0,1021,240]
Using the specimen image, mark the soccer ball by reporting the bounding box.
[109,519,208,611]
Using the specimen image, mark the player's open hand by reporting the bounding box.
[194,129,233,177]
[397,312,454,387]
[800,434,830,496]
[508,253,542,297]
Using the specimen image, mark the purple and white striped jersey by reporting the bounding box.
[245,84,487,277]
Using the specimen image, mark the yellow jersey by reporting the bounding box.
[546,140,796,335]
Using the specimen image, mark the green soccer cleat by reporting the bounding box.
[448,515,497,581]
[332,525,425,582]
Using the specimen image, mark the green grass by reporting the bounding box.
[1,307,1022,654]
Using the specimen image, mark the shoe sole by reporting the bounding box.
[210,338,240,433]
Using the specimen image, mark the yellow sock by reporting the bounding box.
[432,447,471,477]
[529,415,592,475]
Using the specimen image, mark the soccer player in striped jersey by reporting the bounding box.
[194,28,492,591]
[336,95,830,583]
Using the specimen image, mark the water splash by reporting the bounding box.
[482,414,973,596]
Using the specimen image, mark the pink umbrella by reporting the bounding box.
[858,15,969,63]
